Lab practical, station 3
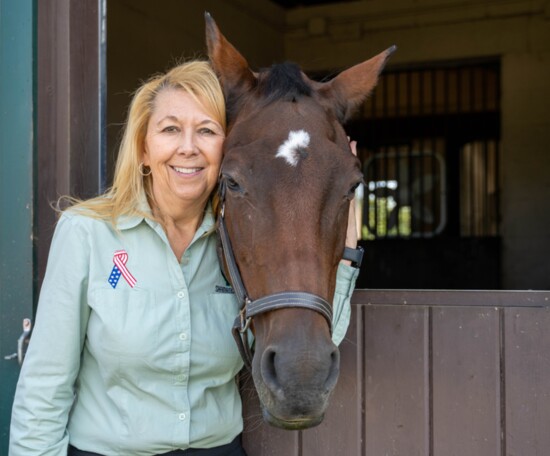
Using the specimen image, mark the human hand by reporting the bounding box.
[345,140,358,250]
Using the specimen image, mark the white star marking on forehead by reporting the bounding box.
[275,130,310,167]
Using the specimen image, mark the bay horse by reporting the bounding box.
[205,14,394,430]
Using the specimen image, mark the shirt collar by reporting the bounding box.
[195,203,215,238]
[115,192,151,230]
[114,192,216,237]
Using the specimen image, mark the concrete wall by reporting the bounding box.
[283,0,550,290]
[501,52,550,289]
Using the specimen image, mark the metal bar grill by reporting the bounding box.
[359,60,500,240]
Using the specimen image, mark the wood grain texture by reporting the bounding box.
[36,0,102,287]
[363,305,429,456]
[241,291,550,455]
[504,306,550,456]
[432,307,501,456]
[301,305,362,455]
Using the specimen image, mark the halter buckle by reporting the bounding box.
[239,301,252,333]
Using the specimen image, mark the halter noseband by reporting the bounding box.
[217,179,333,370]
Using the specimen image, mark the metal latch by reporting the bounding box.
[4,318,32,365]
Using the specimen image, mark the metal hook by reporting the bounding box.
[4,318,32,366]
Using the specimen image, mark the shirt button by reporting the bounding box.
[179,413,186,420]
[181,257,190,266]
[176,374,187,382]
[179,332,188,340]
[177,291,185,298]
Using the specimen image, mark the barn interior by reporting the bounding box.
[105,0,550,290]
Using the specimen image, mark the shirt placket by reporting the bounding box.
[172,255,192,445]
[148,219,193,446]
[145,214,214,448]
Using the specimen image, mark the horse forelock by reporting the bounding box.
[225,62,317,128]
[257,62,312,103]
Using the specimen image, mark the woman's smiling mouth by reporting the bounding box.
[171,165,203,175]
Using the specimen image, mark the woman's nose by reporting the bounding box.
[177,131,198,155]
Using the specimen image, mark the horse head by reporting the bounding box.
[206,13,394,429]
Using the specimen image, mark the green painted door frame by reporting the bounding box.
[0,0,36,452]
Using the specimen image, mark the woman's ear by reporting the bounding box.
[142,146,150,167]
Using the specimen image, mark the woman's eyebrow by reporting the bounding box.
[156,116,220,128]
[197,119,223,129]
[156,115,179,125]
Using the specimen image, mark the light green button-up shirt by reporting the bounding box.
[9,203,358,456]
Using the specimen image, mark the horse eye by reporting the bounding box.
[224,175,241,192]
[347,182,362,200]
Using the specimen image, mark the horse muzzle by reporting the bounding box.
[250,309,341,430]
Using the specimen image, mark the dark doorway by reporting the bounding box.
[347,60,501,289]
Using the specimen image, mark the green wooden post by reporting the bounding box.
[0,0,36,452]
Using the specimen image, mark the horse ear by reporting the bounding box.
[321,46,396,122]
[205,12,256,102]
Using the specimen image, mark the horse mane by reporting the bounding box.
[257,62,312,103]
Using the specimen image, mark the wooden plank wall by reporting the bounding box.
[37,0,103,288]
[242,290,550,456]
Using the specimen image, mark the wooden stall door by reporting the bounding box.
[242,290,550,456]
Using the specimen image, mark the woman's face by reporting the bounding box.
[143,88,224,210]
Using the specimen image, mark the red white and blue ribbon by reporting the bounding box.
[108,250,137,288]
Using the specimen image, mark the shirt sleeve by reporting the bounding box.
[9,213,91,456]
[331,262,359,346]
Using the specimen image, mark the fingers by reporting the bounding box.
[345,198,358,249]
[344,136,359,253]
[350,140,357,156]
[347,136,358,156]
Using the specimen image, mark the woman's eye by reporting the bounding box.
[199,127,216,135]
[162,126,179,133]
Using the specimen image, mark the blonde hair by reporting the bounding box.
[63,60,226,223]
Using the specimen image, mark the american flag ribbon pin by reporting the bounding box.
[108,250,137,289]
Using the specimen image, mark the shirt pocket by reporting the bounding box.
[194,292,240,360]
[89,287,158,357]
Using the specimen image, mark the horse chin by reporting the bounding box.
[261,407,325,430]
[254,379,331,430]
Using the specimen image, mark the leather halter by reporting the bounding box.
[217,179,333,370]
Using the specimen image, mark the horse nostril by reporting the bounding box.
[324,347,340,393]
[260,348,285,401]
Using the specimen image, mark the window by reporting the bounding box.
[460,140,499,236]
[359,143,445,239]
[349,60,500,241]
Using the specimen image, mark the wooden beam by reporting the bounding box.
[36,0,104,285]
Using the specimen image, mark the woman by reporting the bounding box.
[9,61,359,456]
